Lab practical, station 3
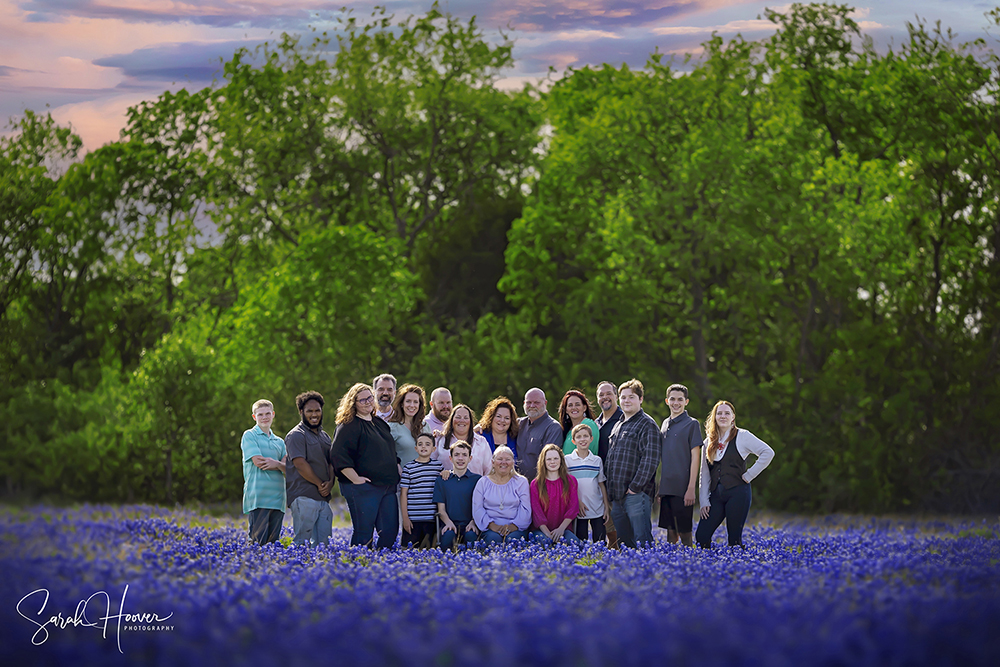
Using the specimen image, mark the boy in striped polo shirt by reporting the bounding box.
[400,433,443,548]
[565,423,611,542]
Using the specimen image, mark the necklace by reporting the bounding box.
[495,477,511,510]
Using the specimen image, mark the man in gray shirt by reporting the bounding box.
[657,383,703,547]
[285,391,334,546]
[517,387,564,480]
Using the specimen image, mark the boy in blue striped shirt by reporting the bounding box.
[400,433,443,548]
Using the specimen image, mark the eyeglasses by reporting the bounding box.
[357,395,375,405]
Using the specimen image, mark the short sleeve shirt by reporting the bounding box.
[241,425,287,513]
[566,450,607,519]
[400,459,444,521]
[284,421,332,504]
[658,411,703,497]
[432,471,482,525]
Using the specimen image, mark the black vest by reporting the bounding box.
[708,430,747,491]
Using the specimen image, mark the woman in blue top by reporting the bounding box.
[478,396,519,459]
[558,389,599,455]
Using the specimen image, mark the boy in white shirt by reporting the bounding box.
[565,423,611,542]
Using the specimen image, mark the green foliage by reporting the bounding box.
[1,3,998,512]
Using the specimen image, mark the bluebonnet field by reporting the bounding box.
[1,504,998,667]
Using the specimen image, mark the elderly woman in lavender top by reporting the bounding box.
[472,446,531,544]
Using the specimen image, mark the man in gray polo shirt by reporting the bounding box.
[517,387,564,480]
[285,391,335,546]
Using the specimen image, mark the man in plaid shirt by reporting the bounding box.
[605,379,661,548]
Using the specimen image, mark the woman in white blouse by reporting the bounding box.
[695,400,774,548]
[433,403,492,476]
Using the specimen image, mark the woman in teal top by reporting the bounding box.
[558,389,599,455]
[386,383,432,466]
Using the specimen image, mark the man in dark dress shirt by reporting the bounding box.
[605,379,661,548]
[285,391,335,546]
[595,380,623,548]
[595,381,624,462]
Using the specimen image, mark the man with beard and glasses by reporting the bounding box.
[284,391,335,546]
[373,373,397,421]
[424,387,453,435]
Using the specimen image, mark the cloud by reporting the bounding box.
[652,18,776,35]
[516,31,695,72]
[49,90,171,149]
[17,0,351,28]
[478,0,747,32]
[0,65,42,76]
[14,0,750,33]
[93,40,263,82]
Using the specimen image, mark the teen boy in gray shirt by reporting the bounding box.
[657,384,702,547]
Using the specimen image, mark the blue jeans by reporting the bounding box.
[340,482,399,548]
[610,492,653,548]
[290,496,333,546]
[529,528,583,546]
[478,529,528,546]
[440,523,479,551]
[247,508,283,545]
[696,482,752,548]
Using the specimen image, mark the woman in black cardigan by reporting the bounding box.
[330,382,401,548]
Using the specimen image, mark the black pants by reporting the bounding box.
[402,520,437,548]
[574,517,607,543]
[248,508,284,545]
[658,495,694,533]
[696,483,752,548]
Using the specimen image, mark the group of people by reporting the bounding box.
[240,375,775,551]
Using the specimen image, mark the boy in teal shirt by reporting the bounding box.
[241,399,287,545]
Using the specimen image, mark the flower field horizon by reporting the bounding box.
[2,504,998,666]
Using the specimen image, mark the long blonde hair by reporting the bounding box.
[336,383,373,425]
[705,400,737,462]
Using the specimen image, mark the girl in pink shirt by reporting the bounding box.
[529,444,582,545]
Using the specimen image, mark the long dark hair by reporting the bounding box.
[388,383,427,439]
[558,389,595,436]
[442,404,476,452]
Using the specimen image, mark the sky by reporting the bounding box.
[1,1,996,151]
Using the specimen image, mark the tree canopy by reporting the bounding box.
[2,3,998,511]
